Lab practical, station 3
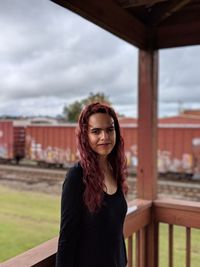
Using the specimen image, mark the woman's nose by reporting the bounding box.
[100,130,109,140]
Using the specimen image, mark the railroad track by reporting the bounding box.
[0,164,66,183]
[0,164,200,201]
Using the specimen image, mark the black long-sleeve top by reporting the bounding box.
[56,162,127,267]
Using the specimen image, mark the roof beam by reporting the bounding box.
[51,0,147,49]
[149,0,191,25]
[157,19,200,48]
[118,0,167,8]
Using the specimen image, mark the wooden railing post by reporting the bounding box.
[137,48,159,267]
[128,236,133,267]
[137,48,158,200]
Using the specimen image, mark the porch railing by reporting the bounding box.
[125,199,200,267]
[154,199,200,267]
[1,199,200,267]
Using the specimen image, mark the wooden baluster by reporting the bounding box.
[135,228,146,267]
[169,224,173,267]
[140,227,146,267]
[136,231,140,267]
[186,227,191,267]
[128,235,133,267]
[156,222,159,267]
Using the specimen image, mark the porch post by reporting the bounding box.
[137,49,159,267]
[137,49,158,200]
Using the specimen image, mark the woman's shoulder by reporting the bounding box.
[62,162,84,206]
[67,161,83,177]
[64,161,84,188]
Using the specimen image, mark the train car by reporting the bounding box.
[2,115,200,178]
[158,123,200,178]
[158,116,200,177]
[25,122,138,168]
[0,120,26,163]
[13,125,26,163]
[25,124,78,167]
[120,118,200,178]
[23,118,200,177]
[0,121,14,161]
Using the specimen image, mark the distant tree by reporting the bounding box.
[0,115,19,120]
[82,92,111,106]
[63,101,82,122]
[63,92,111,122]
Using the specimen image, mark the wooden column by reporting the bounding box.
[137,49,159,267]
[137,49,158,200]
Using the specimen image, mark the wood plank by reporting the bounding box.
[157,20,200,48]
[137,49,158,199]
[51,0,147,49]
[128,236,133,267]
[124,206,151,237]
[139,228,146,267]
[1,237,58,267]
[154,207,200,228]
[118,0,167,8]
[169,224,173,267]
[157,6,200,26]
[157,223,160,267]
[154,198,200,212]
[136,231,140,267]
[186,227,191,267]
[124,199,152,237]
[149,0,191,25]
[145,221,159,267]
[154,199,200,227]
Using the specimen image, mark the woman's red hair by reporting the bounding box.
[76,102,128,212]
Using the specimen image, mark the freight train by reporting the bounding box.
[0,121,25,164]
[1,117,200,178]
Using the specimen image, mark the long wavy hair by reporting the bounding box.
[76,102,128,212]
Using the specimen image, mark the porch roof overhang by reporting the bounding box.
[51,0,200,50]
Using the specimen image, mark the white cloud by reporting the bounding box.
[0,0,200,118]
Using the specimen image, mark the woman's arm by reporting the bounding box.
[56,164,83,267]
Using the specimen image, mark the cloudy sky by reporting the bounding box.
[1,0,200,118]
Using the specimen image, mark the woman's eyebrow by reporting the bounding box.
[89,127,102,132]
[88,123,115,128]
[89,125,115,130]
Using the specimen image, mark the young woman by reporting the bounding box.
[56,102,128,267]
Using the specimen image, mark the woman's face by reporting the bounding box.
[87,113,116,158]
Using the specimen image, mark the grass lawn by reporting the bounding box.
[159,224,200,267]
[0,185,199,265]
[0,185,60,262]
[126,223,200,267]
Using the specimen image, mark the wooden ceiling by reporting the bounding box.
[51,0,200,50]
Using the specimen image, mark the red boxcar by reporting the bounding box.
[13,126,26,162]
[23,121,200,175]
[0,121,14,160]
[158,125,200,175]
[121,122,200,175]
[25,124,78,166]
[17,116,200,176]
[0,121,26,162]
[25,123,138,167]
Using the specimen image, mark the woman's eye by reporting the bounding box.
[108,127,115,132]
[92,129,100,134]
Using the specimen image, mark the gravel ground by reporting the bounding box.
[0,164,199,202]
[0,179,63,195]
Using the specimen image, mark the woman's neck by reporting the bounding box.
[98,157,109,172]
[98,157,117,194]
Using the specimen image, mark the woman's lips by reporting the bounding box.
[98,143,111,146]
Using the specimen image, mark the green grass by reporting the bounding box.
[125,224,200,267]
[159,224,200,267]
[1,185,199,266]
[0,185,60,262]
